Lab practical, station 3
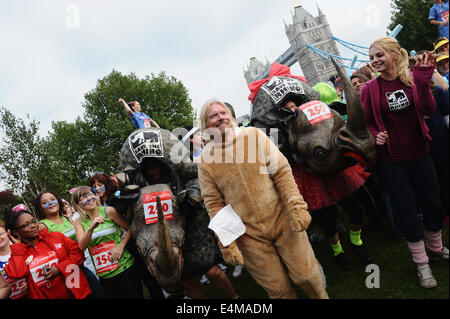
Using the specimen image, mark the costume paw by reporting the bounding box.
[287,197,311,232]
[220,242,244,266]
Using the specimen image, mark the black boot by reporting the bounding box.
[335,252,353,271]
[350,242,373,264]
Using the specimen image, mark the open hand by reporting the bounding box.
[415,52,436,68]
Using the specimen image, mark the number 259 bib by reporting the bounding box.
[29,252,59,287]
[143,191,174,224]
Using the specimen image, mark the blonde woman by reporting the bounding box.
[360,37,448,289]
[71,186,143,298]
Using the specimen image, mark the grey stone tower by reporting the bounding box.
[285,3,341,86]
[244,56,271,85]
[244,3,342,87]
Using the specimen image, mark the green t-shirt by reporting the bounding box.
[80,206,134,279]
[41,217,76,241]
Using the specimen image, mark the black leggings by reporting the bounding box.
[98,263,143,299]
[375,153,445,242]
[312,191,365,238]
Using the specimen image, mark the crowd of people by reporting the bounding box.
[0,14,449,299]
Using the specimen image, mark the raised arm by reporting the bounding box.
[119,98,133,116]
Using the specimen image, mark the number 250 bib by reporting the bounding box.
[143,191,174,224]
[89,240,119,274]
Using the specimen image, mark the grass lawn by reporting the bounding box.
[142,209,448,299]
[199,216,449,299]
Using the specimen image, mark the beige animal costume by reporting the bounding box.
[198,126,328,299]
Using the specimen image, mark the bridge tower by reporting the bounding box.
[285,3,341,86]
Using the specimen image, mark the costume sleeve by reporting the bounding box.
[259,128,301,199]
[258,128,310,231]
[413,66,436,116]
[52,233,85,278]
[198,164,226,219]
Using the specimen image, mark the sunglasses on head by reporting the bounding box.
[92,172,104,176]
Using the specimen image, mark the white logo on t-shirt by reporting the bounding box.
[386,90,410,111]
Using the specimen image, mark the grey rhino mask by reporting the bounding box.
[116,128,197,292]
[250,58,376,176]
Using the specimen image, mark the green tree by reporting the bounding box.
[0,70,195,204]
[43,118,96,197]
[81,69,195,174]
[388,0,439,52]
[0,106,48,213]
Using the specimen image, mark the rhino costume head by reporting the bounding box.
[115,128,197,292]
[250,58,376,175]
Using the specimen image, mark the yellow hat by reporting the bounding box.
[436,54,449,63]
[434,38,449,51]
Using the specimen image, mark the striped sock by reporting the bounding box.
[424,230,443,254]
[407,240,429,265]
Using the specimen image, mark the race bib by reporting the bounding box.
[143,191,174,224]
[299,101,333,125]
[7,277,27,299]
[29,252,59,287]
[89,240,119,274]
[144,118,151,127]
[441,10,449,23]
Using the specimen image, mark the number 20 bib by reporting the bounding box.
[143,190,174,224]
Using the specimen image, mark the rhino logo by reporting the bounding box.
[128,129,164,163]
[261,76,305,105]
[385,90,410,112]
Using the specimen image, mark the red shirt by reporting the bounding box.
[4,229,91,299]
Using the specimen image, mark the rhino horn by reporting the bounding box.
[330,57,368,135]
[155,195,177,274]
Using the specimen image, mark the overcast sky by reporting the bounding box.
[0,0,395,189]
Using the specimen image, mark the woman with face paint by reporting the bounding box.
[33,191,105,298]
[89,172,165,299]
[71,186,143,299]
[89,173,118,207]
[3,209,92,299]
